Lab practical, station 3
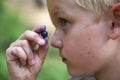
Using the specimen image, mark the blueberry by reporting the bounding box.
[41,31,48,38]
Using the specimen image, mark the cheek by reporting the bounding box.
[64,37,97,76]
[63,31,96,64]
[64,36,96,64]
[63,30,103,76]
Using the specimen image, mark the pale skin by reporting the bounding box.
[6,26,49,80]
[6,0,120,80]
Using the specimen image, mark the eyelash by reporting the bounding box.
[59,18,70,26]
[58,18,71,33]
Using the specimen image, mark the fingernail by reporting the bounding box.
[29,59,35,65]
[35,25,46,33]
[39,25,46,31]
[36,35,45,45]
[38,39,45,45]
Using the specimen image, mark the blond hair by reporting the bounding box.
[75,0,120,19]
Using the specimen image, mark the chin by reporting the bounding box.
[69,72,86,78]
[67,69,83,77]
[67,68,92,77]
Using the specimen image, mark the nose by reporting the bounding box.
[50,30,63,49]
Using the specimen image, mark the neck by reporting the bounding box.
[95,52,120,80]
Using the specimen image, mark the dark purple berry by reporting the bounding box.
[41,31,48,38]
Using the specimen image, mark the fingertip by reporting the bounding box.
[44,36,49,43]
[39,25,46,31]
[37,39,46,45]
[29,59,36,65]
[34,25,46,33]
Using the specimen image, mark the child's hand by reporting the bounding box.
[6,26,49,80]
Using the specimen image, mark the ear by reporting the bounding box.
[109,24,120,40]
[110,3,120,39]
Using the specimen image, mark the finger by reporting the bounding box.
[10,40,36,65]
[37,43,49,63]
[18,30,45,46]
[44,36,49,43]
[33,25,46,34]
[6,47,27,65]
[15,47,27,65]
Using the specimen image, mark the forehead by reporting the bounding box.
[47,0,86,17]
[47,0,78,11]
[47,0,75,5]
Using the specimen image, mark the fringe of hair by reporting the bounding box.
[75,0,120,19]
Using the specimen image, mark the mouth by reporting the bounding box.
[62,57,67,62]
[59,51,67,63]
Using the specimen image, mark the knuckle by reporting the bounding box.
[24,30,31,37]
[15,47,18,52]
[6,48,11,55]
[9,41,16,47]
[6,47,15,58]
[15,47,21,52]
[25,30,31,34]
[21,40,28,46]
[6,47,15,55]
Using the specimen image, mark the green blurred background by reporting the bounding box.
[0,0,69,79]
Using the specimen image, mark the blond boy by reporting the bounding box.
[6,0,120,80]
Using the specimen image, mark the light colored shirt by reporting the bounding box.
[68,75,96,80]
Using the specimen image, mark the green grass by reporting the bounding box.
[0,52,9,80]
[0,8,27,51]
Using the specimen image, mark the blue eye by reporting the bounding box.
[60,19,69,26]
[59,18,71,33]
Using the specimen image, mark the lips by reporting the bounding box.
[62,57,67,62]
[59,50,67,63]
[60,55,67,63]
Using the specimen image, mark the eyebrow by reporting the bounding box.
[51,7,72,19]
[52,7,62,17]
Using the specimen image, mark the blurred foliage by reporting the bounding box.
[0,0,27,52]
[0,52,9,80]
[0,0,69,80]
[38,47,69,80]
[0,0,27,79]
[0,0,4,13]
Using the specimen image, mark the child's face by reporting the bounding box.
[47,0,111,77]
